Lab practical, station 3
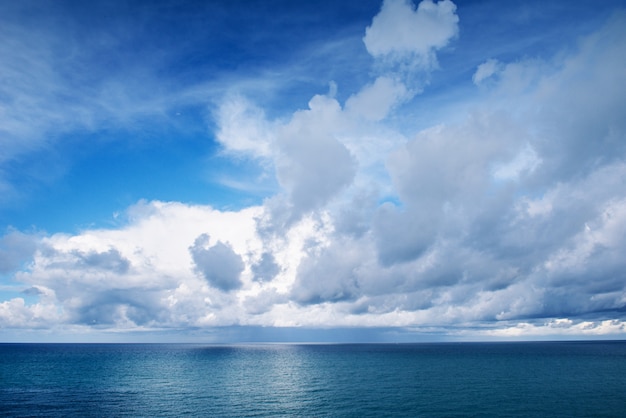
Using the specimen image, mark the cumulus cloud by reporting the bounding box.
[215,93,363,231]
[373,115,523,265]
[290,239,363,305]
[72,248,131,274]
[1,201,262,330]
[189,234,245,292]
[363,0,459,69]
[0,297,62,329]
[212,3,461,230]
[251,252,280,283]
[2,4,626,341]
[275,95,357,217]
[345,76,408,121]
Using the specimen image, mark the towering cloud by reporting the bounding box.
[274,95,357,219]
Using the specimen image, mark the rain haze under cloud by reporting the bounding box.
[1,0,626,342]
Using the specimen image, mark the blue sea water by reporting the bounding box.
[1,341,625,417]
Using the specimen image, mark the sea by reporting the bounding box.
[1,341,625,417]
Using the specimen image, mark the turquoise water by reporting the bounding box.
[1,341,625,417]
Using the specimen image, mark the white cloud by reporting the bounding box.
[479,319,626,339]
[214,95,274,158]
[274,95,357,218]
[345,76,408,121]
[544,196,626,279]
[472,58,501,85]
[0,284,62,329]
[0,297,62,329]
[2,5,626,341]
[363,0,459,69]
[4,201,264,329]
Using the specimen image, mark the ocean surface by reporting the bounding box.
[1,341,625,417]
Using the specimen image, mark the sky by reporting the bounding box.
[1,0,626,342]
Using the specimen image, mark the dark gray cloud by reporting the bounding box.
[189,234,244,292]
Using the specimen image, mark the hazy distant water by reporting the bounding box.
[1,342,625,417]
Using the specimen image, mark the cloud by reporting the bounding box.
[72,248,131,274]
[540,195,626,311]
[0,284,61,329]
[2,201,262,329]
[0,297,61,329]
[251,252,280,283]
[0,2,226,205]
[244,288,288,315]
[0,229,40,274]
[214,95,274,158]
[2,4,626,341]
[345,76,408,121]
[373,115,524,265]
[211,1,462,229]
[472,58,501,85]
[477,319,626,339]
[363,0,459,69]
[190,234,245,292]
[216,90,380,232]
[275,95,357,217]
[290,238,363,305]
[491,143,541,182]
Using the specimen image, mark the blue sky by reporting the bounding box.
[2,0,626,342]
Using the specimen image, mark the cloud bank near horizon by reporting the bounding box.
[1,0,626,341]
